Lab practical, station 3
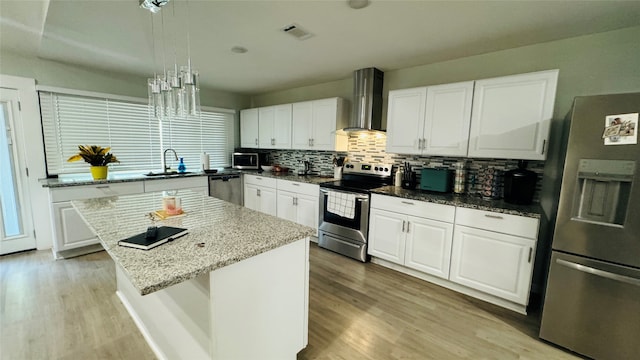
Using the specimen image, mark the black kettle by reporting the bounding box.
[503,160,537,205]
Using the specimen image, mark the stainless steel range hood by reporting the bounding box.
[343,67,384,132]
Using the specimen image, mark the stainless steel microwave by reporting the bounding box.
[232,152,260,169]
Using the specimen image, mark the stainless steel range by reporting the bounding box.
[318,162,392,262]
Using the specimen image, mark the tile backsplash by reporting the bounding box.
[237,133,544,202]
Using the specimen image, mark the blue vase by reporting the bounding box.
[178,157,186,173]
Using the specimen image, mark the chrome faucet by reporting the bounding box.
[163,148,178,173]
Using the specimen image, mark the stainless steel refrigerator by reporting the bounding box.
[540,93,640,359]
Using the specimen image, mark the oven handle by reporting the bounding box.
[320,188,369,201]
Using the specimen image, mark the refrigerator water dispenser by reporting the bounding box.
[572,159,635,226]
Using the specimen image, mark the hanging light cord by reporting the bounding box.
[185,0,192,72]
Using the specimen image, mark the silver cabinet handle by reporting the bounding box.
[255,138,258,145]
[292,183,300,186]
[528,248,533,263]
[96,185,110,189]
[401,220,406,232]
[255,177,262,180]
[484,214,504,219]
[406,221,410,233]
[257,189,261,197]
[556,259,640,287]
[292,197,296,205]
[308,138,311,146]
[271,138,275,145]
[541,139,546,155]
[311,138,314,146]
[401,201,414,205]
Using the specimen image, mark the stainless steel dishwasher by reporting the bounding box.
[208,174,243,205]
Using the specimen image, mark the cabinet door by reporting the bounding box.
[276,190,297,223]
[258,186,277,215]
[368,208,406,264]
[240,108,259,148]
[258,106,276,149]
[295,193,319,237]
[52,202,98,252]
[274,104,292,149]
[311,98,338,151]
[450,225,536,305]
[468,70,558,160]
[404,216,454,279]
[386,87,426,155]
[424,81,474,157]
[292,101,313,150]
[244,183,260,211]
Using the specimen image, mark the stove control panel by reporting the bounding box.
[344,162,392,177]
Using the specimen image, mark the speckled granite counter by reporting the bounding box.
[239,170,337,185]
[41,171,211,188]
[371,186,542,218]
[72,190,314,295]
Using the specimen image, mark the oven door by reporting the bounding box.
[318,188,370,243]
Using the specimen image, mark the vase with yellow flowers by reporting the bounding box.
[67,145,119,180]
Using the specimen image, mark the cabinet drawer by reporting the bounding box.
[244,174,277,188]
[277,179,319,197]
[455,207,539,239]
[144,176,207,192]
[50,182,144,202]
[371,194,455,223]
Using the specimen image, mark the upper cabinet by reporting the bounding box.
[386,81,474,157]
[468,70,558,160]
[258,104,292,149]
[292,97,348,151]
[240,108,259,148]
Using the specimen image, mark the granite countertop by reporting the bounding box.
[41,171,211,188]
[71,190,315,295]
[240,170,337,185]
[371,186,543,218]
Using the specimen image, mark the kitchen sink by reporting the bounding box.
[145,171,193,177]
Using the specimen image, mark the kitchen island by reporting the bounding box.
[72,190,314,360]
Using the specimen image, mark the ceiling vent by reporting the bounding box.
[281,23,314,41]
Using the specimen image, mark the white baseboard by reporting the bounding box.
[116,291,168,360]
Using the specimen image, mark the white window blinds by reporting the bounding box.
[39,91,235,175]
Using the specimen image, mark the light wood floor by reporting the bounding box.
[1,243,579,360]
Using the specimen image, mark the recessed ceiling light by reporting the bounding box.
[231,46,248,54]
[347,0,369,10]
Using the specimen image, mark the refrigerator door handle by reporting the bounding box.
[556,259,640,287]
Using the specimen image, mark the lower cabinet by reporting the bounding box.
[52,202,100,251]
[449,225,535,305]
[244,183,277,214]
[276,180,319,237]
[368,195,455,279]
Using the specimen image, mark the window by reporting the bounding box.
[39,90,235,175]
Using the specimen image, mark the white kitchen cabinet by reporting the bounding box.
[276,180,319,236]
[368,194,455,279]
[468,69,558,160]
[49,181,145,258]
[292,98,348,151]
[243,175,277,215]
[144,176,208,193]
[386,81,473,157]
[258,104,292,149]
[450,207,539,305]
[240,108,259,148]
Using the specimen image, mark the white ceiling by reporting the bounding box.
[2,0,640,95]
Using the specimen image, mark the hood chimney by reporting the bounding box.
[344,67,384,132]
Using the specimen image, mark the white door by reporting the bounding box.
[367,208,405,264]
[243,183,259,211]
[276,190,297,222]
[468,70,558,160]
[404,216,454,279]
[311,98,337,150]
[258,106,275,149]
[386,87,426,155]
[274,104,292,149]
[292,101,313,150]
[240,108,259,148]
[0,88,36,254]
[450,225,535,305]
[295,193,318,237]
[424,81,474,157]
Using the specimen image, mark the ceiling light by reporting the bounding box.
[142,0,201,119]
[347,0,370,10]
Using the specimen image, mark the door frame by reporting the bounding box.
[0,74,52,251]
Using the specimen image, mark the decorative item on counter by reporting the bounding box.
[178,157,187,173]
[200,152,210,171]
[272,165,290,173]
[162,191,183,216]
[67,145,119,180]
[297,159,311,175]
[454,161,466,194]
[401,162,417,189]
[504,160,537,205]
[477,166,503,200]
[394,166,403,187]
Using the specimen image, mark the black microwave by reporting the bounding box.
[232,152,260,169]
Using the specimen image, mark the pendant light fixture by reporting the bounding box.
[141,0,200,119]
